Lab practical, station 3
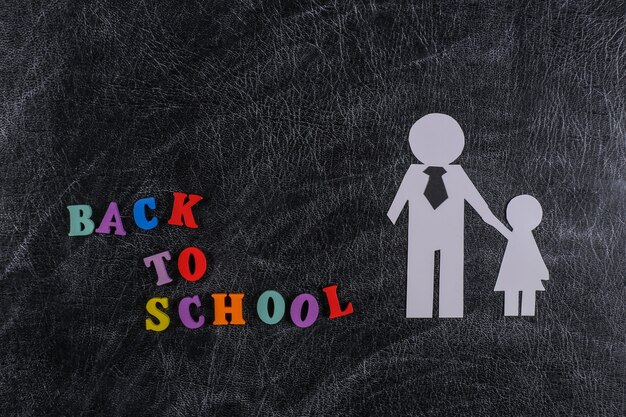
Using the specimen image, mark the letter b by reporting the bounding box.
[67,205,95,236]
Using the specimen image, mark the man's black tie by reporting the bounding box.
[423,166,448,209]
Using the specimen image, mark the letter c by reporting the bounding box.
[178,295,205,329]
[134,197,158,230]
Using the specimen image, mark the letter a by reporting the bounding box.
[95,202,127,236]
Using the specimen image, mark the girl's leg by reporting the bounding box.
[504,291,519,316]
[521,291,536,316]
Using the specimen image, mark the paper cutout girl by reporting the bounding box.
[495,194,549,316]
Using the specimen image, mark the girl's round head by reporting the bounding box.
[506,194,543,230]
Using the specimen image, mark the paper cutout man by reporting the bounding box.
[388,113,509,318]
[495,195,549,316]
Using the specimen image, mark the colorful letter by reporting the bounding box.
[146,297,170,331]
[143,250,173,286]
[95,202,127,236]
[290,293,319,328]
[211,293,246,325]
[168,192,203,228]
[178,247,207,282]
[256,290,285,325]
[179,295,205,329]
[67,205,95,236]
[134,197,158,230]
[322,284,354,319]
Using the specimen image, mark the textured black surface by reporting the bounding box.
[1,1,624,416]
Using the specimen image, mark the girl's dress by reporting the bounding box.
[495,231,549,292]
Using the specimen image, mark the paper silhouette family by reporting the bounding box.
[389,113,549,318]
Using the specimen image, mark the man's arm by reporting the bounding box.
[387,167,414,224]
[458,167,511,238]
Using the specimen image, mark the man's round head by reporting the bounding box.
[506,194,543,231]
[409,113,465,165]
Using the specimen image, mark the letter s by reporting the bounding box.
[146,297,170,331]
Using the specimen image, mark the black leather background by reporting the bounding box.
[0,1,624,416]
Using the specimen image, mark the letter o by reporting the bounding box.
[257,290,286,325]
[290,293,319,328]
[177,247,207,282]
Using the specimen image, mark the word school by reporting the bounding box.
[67,192,355,331]
[145,285,354,331]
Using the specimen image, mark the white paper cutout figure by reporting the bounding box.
[388,113,509,318]
[495,195,549,316]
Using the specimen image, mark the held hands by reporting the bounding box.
[482,213,512,239]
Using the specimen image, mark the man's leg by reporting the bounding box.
[439,241,464,318]
[521,291,536,316]
[406,249,435,318]
[504,291,520,316]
